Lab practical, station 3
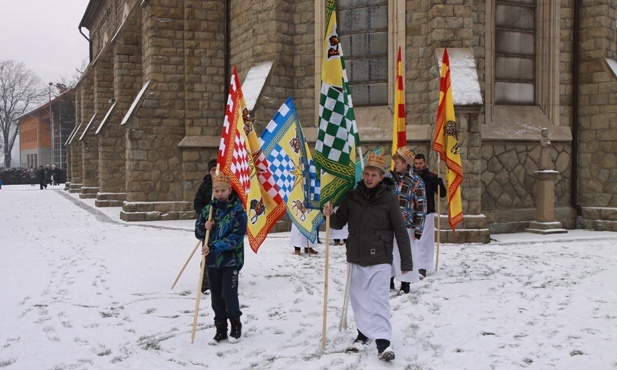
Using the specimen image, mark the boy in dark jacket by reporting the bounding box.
[195,173,247,344]
[323,152,412,362]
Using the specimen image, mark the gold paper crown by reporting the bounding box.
[395,147,415,165]
[212,173,231,188]
[365,152,386,170]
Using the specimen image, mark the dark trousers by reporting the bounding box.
[207,267,241,324]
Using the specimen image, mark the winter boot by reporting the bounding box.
[419,269,427,279]
[293,247,301,255]
[209,323,228,345]
[304,247,318,255]
[399,282,410,294]
[376,339,395,361]
[346,330,368,353]
[229,317,242,343]
[390,277,395,290]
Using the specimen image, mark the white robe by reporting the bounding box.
[289,223,317,248]
[329,223,348,240]
[391,229,420,283]
[349,264,391,341]
[416,213,436,271]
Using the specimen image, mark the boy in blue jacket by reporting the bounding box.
[195,173,247,344]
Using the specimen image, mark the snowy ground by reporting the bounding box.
[1,184,616,370]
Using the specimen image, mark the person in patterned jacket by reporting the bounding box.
[387,147,427,293]
[195,173,247,345]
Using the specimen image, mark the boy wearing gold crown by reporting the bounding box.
[323,152,412,362]
[387,147,427,293]
[195,173,248,344]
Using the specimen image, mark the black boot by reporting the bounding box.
[400,282,410,294]
[390,277,395,290]
[376,339,395,361]
[229,317,242,343]
[210,322,228,344]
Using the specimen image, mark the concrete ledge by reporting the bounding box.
[120,201,194,222]
[69,183,83,193]
[95,200,124,207]
[79,187,99,199]
[526,221,567,234]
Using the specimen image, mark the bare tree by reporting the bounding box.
[0,60,46,168]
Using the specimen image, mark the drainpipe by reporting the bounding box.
[225,0,230,95]
[572,0,582,220]
[79,26,92,63]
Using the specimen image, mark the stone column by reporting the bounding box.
[78,66,100,199]
[527,129,566,234]
[120,0,192,221]
[96,13,142,208]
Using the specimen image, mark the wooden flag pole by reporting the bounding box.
[172,191,217,289]
[435,155,441,271]
[321,203,331,350]
[191,166,219,343]
[338,146,364,331]
[338,263,351,331]
[171,240,201,289]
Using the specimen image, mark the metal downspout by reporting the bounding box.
[572,0,582,220]
[78,26,92,62]
[225,0,230,95]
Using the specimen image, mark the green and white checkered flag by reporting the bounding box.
[315,6,360,207]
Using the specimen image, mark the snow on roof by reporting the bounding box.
[242,62,274,112]
[437,48,483,106]
[605,58,617,78]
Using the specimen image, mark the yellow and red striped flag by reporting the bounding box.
[217,66,286,253]
[391,46,407,169]
[432,48,463,231]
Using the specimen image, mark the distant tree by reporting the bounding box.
[0,60,46,168]
[54,58,88,90]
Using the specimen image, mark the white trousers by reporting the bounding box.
[391,229,419,283]
[349,264,392,341]
[416,213,436,271]
[289,223,316,248]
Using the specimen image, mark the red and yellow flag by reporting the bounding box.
[432,49,463,231]
[391,46,407,169]
[217,67,286,252]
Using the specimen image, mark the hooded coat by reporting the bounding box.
[329,180,413,271]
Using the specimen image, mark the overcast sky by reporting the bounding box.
[0,0,90,84]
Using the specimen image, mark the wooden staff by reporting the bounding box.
[435,155,441,271]
[191,166,219,343]
[172,187,217,289]
[337,147,364,333]
[321,204,331,350]
[170,240,201,289]
[338,263,351,331]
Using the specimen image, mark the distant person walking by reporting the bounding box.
[44,165,52,186]
[29,167,36,186]
[52,165,61,185]
[37,166,47,190]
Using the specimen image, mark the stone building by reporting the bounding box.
[67,0,617,241]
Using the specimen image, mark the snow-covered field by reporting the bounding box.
[1,184,616,370]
